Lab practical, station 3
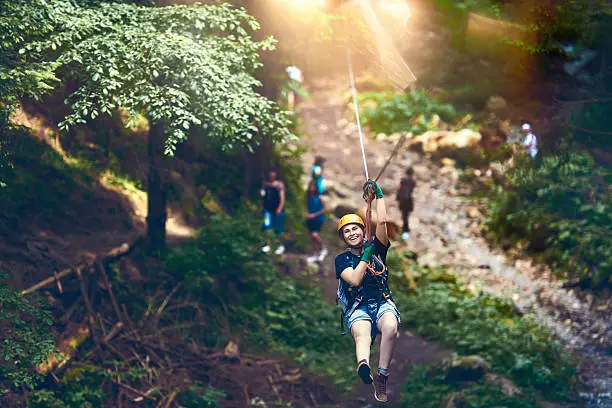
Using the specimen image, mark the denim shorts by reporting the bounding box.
[346,299,401,334]
[263,210,285,235]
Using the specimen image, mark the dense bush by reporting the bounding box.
[430,0,610,54]
[165,210,355,390]
[388,259,577,405]
[358,90,458,136]
[484,152,612,286]
[0,272,56,391]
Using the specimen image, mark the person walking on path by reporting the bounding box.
[311,155,326,195]
[521,123,538,158]
[261,168,286,255]
[305,180,329,263]
[334,181,400,403]
[396,167,416,240]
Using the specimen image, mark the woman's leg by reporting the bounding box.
[308,231,317,254]
[376,312,398,370]
[311,231,324,253]
[351,320,372,364]
[400,207,409,233]
[372,312,399,402]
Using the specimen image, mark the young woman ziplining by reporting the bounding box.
[334,180,400,403]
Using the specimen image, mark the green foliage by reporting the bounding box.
[403,365,539,408]
[358,90,457,135]
[0,272,56,391]
[164,211,355,390]
[0,107,15,187]
[27,365,107,407]
[432,0,611,54]
[566,99,612,149]
[484,152,612,286]
[391,261,577,402]
[178,384,226,408]
[0,130,96,230]
[2,0,294,154]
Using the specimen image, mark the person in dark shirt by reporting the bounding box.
[334,181,400,403]
[396,167,416,240]
[260,168,286,255]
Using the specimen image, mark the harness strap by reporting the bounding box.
[341,295,363,336]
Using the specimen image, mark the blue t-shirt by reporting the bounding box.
[334,237,390,311]
[307,195,325,223]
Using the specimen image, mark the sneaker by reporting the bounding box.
[401,232,411,240]
[318,247,328,262]
[357,360,373,385]
[274,245,285,255]
[262,245,271,253]
[306,255,318,264]
[373,373,389,403]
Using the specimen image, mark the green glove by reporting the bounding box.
[375,181,384,199]
[361,240,375,263]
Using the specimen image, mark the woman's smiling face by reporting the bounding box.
[342,223,364,247]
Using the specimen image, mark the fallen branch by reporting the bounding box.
[99,260,124,324]
[104,322,125,343]
[37,322,90,375]
[267,375,281,400]
[21,242,132,295]
[112,379,157,402]
[76,266,99,346]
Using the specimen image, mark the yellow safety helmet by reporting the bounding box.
[337,213,365,233]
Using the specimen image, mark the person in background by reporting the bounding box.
[260,168,286,255]
[396,167,416,240]
[311,156,326,195]
[305,179,328,263]
[521,123,538,158]
[285,66,303,111]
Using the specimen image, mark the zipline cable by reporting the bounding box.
[374,133,407,182]
[345,41,369,182]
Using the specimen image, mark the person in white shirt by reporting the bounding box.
[285,66,303,111]
[521,123,538,158]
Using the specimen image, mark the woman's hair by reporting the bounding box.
[405,167,414,176]
[266,168,279,181]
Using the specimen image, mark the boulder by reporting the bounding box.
[409,129,483,165]
[484,373,521,396]
[485,96,510,118]
[440,355,492,382]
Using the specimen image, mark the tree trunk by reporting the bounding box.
[147,122,167,254]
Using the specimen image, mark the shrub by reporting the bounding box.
[391,262,577,403]
[0,272,56,391]
[164,210,355,389]
[358,90,457,136]
[484,152,612,286]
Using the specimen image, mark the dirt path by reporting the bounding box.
[296,76,611,407]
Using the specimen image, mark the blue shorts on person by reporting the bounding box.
[306,218,324,232]
[346,299,401,334]
[263,209,285,235]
